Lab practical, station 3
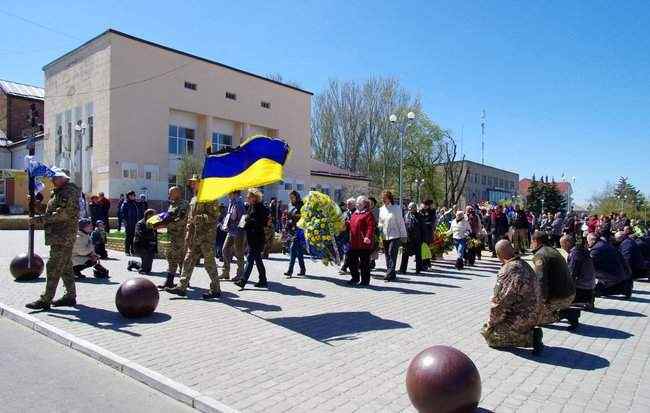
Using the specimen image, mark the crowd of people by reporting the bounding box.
[23,167,650,358]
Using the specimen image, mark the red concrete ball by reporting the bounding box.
[115,277,159,318]
[405,345,481,413]
[10,253,44,281]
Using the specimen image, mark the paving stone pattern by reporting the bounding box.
[1,230,649,412]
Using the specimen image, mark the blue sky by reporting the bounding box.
[2,1,649,204]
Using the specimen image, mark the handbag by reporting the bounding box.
[421,242,432,260]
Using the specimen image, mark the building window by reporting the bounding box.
[261,101,271,109]
[121,162,138,179]
[65,110,72,152]
[212,133,232,151]
[86,116,94,148]
[55,113,63,155]
[488,177,493,186]
[284,182,293,191]
[168,125,195,155]
[0,179,5,204]
[482,175,486,185]
[168,175,177,189]
[184,81,197,90]
[225,92,237,100]
[296,183,304,191]
[143,165,158,181]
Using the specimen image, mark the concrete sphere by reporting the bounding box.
[405,345,481,413]
[10,253,44,281]
[115,277,159,318]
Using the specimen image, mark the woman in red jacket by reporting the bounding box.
[347,195,376,286]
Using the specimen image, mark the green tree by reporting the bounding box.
[175,155,202,199]
[526,178,566,215]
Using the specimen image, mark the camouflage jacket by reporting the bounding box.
[533,245,576,302]
[185,197,219,245]
[166,199,189,240]
[40,181,80,246]
[487,257,541,331]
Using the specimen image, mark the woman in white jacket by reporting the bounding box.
[378,190,407,281]
[448,211,470,270]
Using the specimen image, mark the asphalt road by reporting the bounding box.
[0,318,195,413]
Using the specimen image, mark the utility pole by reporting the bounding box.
[480,110,486,165]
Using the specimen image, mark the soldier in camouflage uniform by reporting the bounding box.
[531,231,580,330]
[481,240,544,355]
[165,177,221,299]
[158,186,189,289]
[26,168,80,310]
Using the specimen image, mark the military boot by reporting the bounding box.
[560,308,580,331]
[25,299,50,311]
[532,327,544,356]
[202,290,221,300]
[93,264,110,279]
[165,286,187,297]
[158,273,176,290]
[52,295,77,307]
[127,261,138,272]
[624,280,633,299]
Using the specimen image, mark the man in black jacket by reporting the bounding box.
[120,191,139,255]
[588,233,632,298]
[491,205,509,257]
[128,209,158,274]
[399,202,425,274]
[561,235,596,310]
[419,200,436,270]
[616,231,649,280]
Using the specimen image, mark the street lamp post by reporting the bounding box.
[414,178,425,204]
[389,111,416,207]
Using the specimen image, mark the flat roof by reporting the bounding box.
[439,159,519,176]
[43,29,313,96]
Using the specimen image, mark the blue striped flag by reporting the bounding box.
[197,136,290,202]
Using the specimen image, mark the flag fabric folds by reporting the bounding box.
[146,212,170,228]
[197,136,290,202]
[24,155,55,178]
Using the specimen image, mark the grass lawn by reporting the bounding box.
[108,229,170,242]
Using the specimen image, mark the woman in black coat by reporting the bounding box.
[235,188,269,290]
[399,202,425,274]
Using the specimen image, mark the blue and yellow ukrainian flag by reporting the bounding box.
[197,136,290,202]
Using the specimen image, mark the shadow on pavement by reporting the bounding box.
[267,311,411,343]
[476,408,495,413]
[265,281,325,298]
[633,289,650,295]
[509,346,610,370]
[418,270,472,280]
[46,304,171,337]
[309,274,434,295]
[544,323,633,339]
[75,277,119,285]
[606,295,650,304]
[396,278,461,289]
[590,307,647,317]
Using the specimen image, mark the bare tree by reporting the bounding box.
[441,133,468,207]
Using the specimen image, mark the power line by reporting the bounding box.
[0,8,81,41]
[45,62,194,99]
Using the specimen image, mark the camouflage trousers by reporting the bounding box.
[41,243,76,303]
[481,323,534,348]
[178,239,221,293]
[166,237,186,275]
[538,295,575,325]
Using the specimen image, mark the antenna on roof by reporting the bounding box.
[480,110,486,165]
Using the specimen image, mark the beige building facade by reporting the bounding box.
[43,29,312,207]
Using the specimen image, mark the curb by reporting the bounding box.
[0,302,239,413]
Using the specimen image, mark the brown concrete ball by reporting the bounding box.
[405,345,481,413]
[10,253,44,281]
[115,277,159,318]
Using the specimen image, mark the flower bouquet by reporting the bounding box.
[297,191,345,266]
[429,222,453,258]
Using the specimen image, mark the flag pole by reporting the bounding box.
[27,136,36,269]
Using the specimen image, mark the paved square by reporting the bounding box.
[1,230,649,412]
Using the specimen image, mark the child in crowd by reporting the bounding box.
[91,220,108,259]
[127,209,158,274]
[72,218,110,279]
